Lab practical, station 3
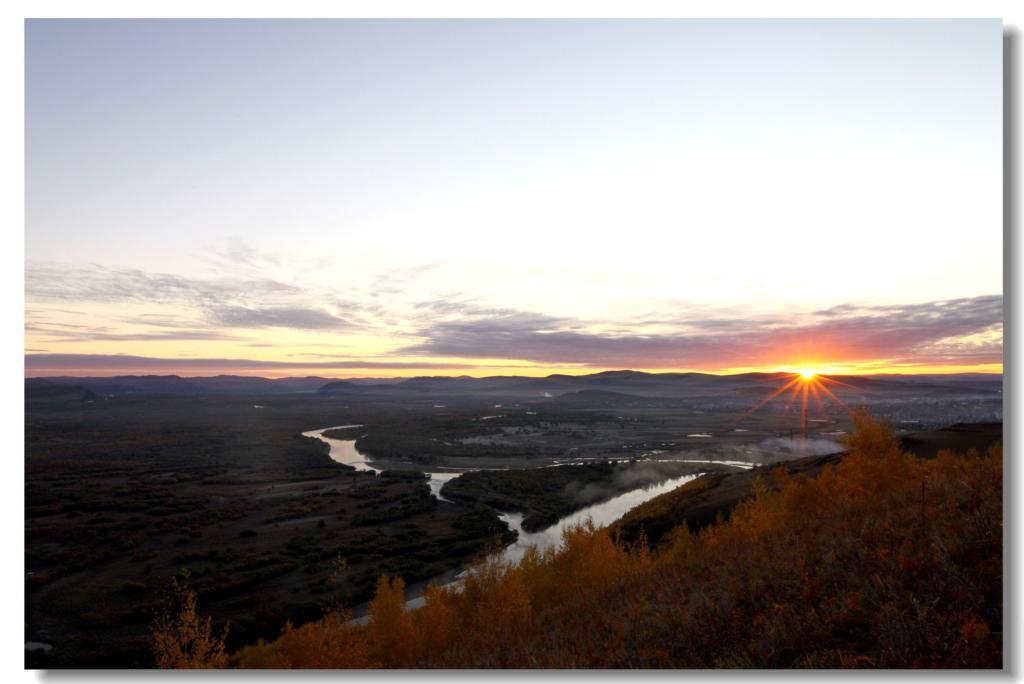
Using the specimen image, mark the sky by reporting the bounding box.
[24,19,1003,377]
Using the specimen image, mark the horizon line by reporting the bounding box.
[23,368,1005,382]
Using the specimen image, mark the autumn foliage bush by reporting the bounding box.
[151,576,229,668]
[157,411,1002,668]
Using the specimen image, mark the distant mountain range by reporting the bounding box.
[26,374,333,397]
[25,369,1003,403]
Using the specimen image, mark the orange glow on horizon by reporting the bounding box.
[719,369,864,436]
[713,361,1003,377]
[21,361,1004,379]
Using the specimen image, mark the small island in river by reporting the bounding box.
[440,459,736,532]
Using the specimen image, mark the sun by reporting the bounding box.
[796,368,818,380]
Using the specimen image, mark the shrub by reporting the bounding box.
[151,576,228,668]
[160,412,1003,669]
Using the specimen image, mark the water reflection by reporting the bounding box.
[497,473,701,564]
[305,425,716,619]
[305,424,710,560]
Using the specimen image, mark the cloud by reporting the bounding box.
[26,262,354,332]
[24,259,1002,371]
[26,263,295,306]
[211,236,272,268]
[33,329,242,343]
[26,319,244,343]
[400,295,1003,369]
[371,262,444,296]
[24,354,483,374]
[204,236,336,276]
[207,305,350,330]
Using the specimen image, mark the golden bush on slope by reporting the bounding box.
[367,575,418,667]
[159,411,1002,669]
[151,576,228,669]
[234,611,372,669]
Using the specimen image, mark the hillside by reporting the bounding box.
[612,421,1003,548]
[25,374,335,397]
[26,371,1003,405]
[157,411,1002,668]
[440,460,734,532]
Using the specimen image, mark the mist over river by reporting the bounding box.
[303,425,737,618]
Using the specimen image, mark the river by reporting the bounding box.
[301,425,463,500]
[302,425,744,618]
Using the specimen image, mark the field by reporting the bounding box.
[212,412,1004,668]
[441,460,735,532]
[25,395,512,667]
[24,372,1003,667]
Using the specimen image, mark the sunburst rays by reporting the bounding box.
[719,371,860,437]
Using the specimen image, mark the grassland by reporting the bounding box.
[215,412,1002,668]
[26,382,1001,668]
[440,460,735,531]
[25,395,513,667]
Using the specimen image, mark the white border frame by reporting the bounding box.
[4,3,1020,682]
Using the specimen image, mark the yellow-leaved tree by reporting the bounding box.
[367,575,419,667]
[152,575,228,668]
